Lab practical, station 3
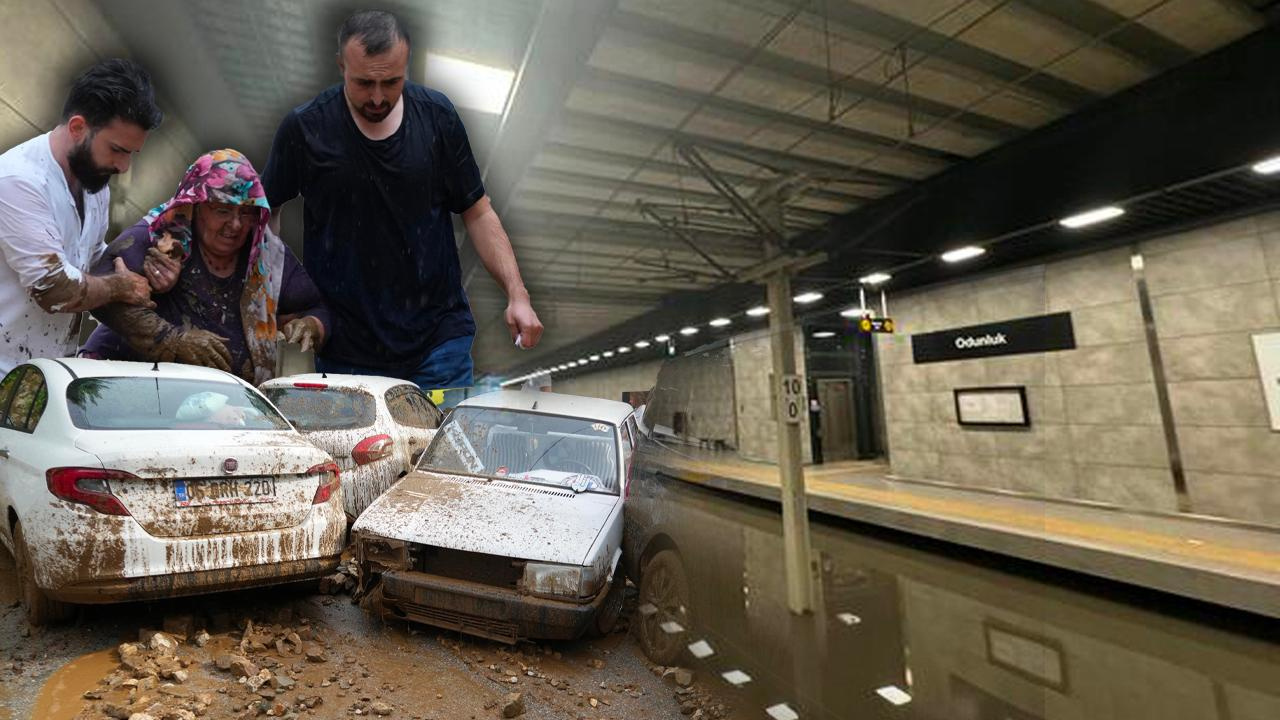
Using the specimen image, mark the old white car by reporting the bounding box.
[260,374,442,521]
[0,359,346,625]
[354,390,640,643]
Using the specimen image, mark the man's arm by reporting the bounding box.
[0,177,154,315]
[461,195,543,349]
[32,257,154,313]
[263,110,304,239]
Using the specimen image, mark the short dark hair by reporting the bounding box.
[338,10,410,56]
[61,58,163,131]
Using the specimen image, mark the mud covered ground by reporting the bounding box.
[0,547,739,720]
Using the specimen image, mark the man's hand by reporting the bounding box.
[155,327,232,371]
[506,292,543,349]
[281,315,325,353]
[106,257,156,308]
[142,247,181,293]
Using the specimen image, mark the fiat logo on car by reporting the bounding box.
[222,458,238,474]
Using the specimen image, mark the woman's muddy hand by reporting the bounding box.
[143,247,181,293]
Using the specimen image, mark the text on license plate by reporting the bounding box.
[174,478,278,507]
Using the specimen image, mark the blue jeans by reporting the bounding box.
[316,335,474,408]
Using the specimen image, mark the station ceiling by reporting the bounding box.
[96,0,1275,376]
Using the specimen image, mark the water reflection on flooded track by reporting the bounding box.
[636,477,1280,720]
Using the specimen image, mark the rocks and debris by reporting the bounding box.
[18,586,724,720]
[318,562,360,595]
[501,691,525,718]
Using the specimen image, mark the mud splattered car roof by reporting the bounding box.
[262,373,416,394]
[43,358,247,383]
[460,390,633,425]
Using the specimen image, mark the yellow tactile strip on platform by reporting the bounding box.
[659,457,1280,578]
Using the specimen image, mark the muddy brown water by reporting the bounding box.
[29,648,117,720]
[628,477,1280,719]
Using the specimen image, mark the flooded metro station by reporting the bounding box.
[2,1,1280,719]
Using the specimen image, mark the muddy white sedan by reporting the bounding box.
[260,374,442,521]
[0,359,346,625]
[354,390,640,643]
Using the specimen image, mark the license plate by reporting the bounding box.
[174,477,278,507]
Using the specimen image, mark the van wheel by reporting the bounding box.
[13,522,73,627]
[635,550,690,665]
[589,579,626,638]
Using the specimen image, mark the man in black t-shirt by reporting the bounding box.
[262,10,542,399]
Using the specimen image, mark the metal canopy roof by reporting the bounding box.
[95,0,1273,377]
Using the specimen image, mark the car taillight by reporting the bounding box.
[352,434,394,466]
[46,468,132,516]
[310,461,341,504]
[294,382,328,389]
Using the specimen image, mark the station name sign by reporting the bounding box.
[911,312,1075,364]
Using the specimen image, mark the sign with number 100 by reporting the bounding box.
[780,374,804,425]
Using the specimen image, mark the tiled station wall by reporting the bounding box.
[877,210,1280,524]
[555,329,812,462]
[730,328,813,463]
[551,358,662,405]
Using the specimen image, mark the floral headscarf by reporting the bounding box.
[144,149,286,384]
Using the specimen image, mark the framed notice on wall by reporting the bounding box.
[954,386,1030,427]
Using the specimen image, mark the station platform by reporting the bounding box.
[651,449,1280,619]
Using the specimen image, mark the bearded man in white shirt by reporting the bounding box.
[0,58,170,373]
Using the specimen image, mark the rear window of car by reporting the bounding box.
[261,386,376,431]
[67,378,291,431]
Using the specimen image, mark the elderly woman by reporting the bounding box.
[82,149,327,383]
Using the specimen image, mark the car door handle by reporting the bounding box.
[0,448,8,459]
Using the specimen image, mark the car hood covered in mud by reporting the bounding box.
[352,470,620,566]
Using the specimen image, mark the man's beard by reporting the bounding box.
[67,135,116,194]
[357,101,392,124]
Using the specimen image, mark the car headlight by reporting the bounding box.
[354,531,410,571]
[522,562,610,599]
[523,563,585,599]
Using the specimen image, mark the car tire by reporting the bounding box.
[635,550,690,665]
[13,522,73,627]
[589,578,626,638]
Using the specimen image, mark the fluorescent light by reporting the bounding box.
[567,361,578,367]
[812,331,836,338]
[589,354,600,362]
[1254,155,1280,175]
[1059,205,1125,229]
[746,306,770,317]
[635,340,651,348]
[687,640,714,659]
[424,53,515,115]
[578,358,587,364]
[679,326,699,336]
[617,346,630,353]
[941,246,985,263]
[875,685,912,706]
[839,307,875,318]
[654,334,671,343]
[794,292,824,304]
[708,317,731,327]
[602,350,614,358]
[859,272,891,285]
[765,704,799,720]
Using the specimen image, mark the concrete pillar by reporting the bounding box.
[760,198,815,615]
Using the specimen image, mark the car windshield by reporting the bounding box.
[67,377,290,431]
[421,406,619,494]
[262,386,376,431]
